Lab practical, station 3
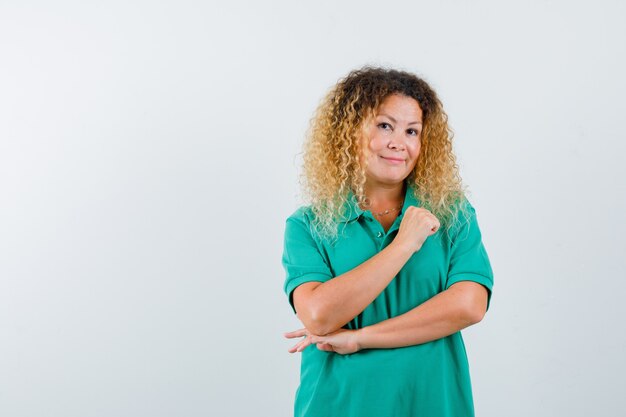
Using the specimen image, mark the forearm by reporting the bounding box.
[356,286,478,349]
[309,241,414,335]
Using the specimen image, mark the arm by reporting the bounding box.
[355,281,489,349]
[287,201,494,353]
[353,201,494,350]
[294,240,414,336]
[286,280,488,354]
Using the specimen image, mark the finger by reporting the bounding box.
[296,337,313,352]
[309,335,329,346]
[317,343,334,352]
[288,343,301,353]
[283,328,307,339]
[284,328,306,337]
[288,334,313,353]
[310,336,328,347]
[288,338,307,353]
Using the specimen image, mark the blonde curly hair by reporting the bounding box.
[298,65,472,245]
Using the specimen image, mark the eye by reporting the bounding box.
[407,128,420,136]
[377,122,392,131]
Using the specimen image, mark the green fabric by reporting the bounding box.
[281,182,494,417]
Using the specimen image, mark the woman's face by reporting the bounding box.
[359,94,423,187]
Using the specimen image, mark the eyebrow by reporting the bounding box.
[378,113,423,126]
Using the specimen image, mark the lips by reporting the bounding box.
[380,156,405,162]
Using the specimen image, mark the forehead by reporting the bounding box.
[372,94,423,121]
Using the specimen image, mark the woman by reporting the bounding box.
[281,66,494,417]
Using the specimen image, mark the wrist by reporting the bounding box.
[389,240,417,258]
[355,326,371,351]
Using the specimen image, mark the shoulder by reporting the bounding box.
[452,196,476,220]
[284,205,318,238]
[443,196,477,237]
[285,205,315,225]
[284,205,340,246]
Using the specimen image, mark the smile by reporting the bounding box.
[380,156,405,165]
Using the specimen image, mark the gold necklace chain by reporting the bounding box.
[371,200,404,217]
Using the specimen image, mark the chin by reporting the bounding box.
[375,176,407,185]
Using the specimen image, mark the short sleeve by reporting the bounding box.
[445,201,495,312]
[281,212,334,315]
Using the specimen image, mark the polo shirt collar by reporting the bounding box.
[340,182,420,223]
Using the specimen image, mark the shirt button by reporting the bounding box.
[376,231,383,238]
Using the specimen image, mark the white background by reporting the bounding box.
[1,1,625,416]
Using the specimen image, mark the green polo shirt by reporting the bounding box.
[281,181,494,417]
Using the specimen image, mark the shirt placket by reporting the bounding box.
[361,212,403,252]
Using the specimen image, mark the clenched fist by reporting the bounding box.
[394,206,440,253]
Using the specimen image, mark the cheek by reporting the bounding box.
[409,140,421,155]
[362,136,380,155]
[358,144,373,165]
[368,136,387,153]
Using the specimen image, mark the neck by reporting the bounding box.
[363,181,406,208]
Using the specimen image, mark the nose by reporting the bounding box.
[387,131,406,150]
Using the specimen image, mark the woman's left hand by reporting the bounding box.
[284,327,362,355]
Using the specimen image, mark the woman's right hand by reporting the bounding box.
[394,206,440,253]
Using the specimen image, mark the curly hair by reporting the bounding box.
[298,65,472,245]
